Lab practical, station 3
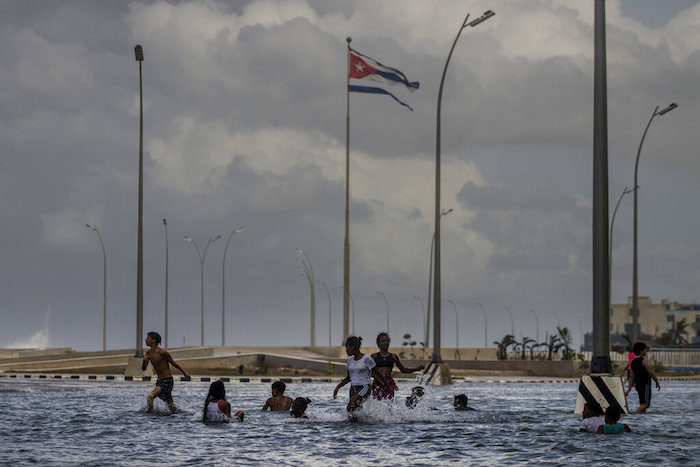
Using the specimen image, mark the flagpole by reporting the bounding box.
[343,37,351,344]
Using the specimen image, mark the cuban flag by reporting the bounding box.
[348,46,419,111]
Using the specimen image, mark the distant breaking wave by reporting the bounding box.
[5,305,51,349]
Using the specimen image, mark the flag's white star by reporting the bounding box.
[354,62,365,73]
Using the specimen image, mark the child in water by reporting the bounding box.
[333,336,390,412]
[290,397,311,419]
[141,331,191,413]
[202,380,244,422]
[579,401,605,433]
[597,406,631,434]
[262,380,294,411]
[453,394,476,411]
[625,341,661,413]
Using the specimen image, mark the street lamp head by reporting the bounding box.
[184,236,193,243]
[468,10,495,27]
[657,102,678,116]
[134,45,144,61]
[211,235,221,242]
[295,247,304,254]
[234,226,245,234]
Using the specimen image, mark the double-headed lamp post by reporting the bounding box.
[433,9,494,364]
[632,102,677,341]
[529,309,540,343]
[503,306,514,336]
[318,281,332,346]
[475,302,488,348]
[222,226,244,346]
[412,295,426,346]
[609,187,633,313]
[377,291,389,334]
[184,234,221,346]
[296,248,316,346]
[446,299,459,352]
[86,224,106,351]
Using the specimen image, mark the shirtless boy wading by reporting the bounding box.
[142,331,191,413]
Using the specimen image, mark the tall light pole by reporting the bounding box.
[377,290,389,333]
[341,286,356,336]
[222,226,244,347]
[529,309,540,343]
[134,44,144,358]
[426,207,453,349]
[433,9,495,364]
[632,102,678,341]
[318,281,332,346]
[163,218,169,348]
[296,248,316,346]
[476,302,488,348]
[412,295,426,346]
[503,306,514,336]
[184,234,221,346]
[446,299,459,352]
[551,312,561,329]
[609,187,633,313]
[86,224,107,352]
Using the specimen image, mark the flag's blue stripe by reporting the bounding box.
[348,85,414,111]
[351,49,419,90]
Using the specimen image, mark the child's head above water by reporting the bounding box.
[454,394,468,410]
[272,380,286,395]
[291,397,310,418]
[582,401,604,418]
[604,406,623,424]
[207,380,226,401]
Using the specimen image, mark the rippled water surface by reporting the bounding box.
[0,379,697,465]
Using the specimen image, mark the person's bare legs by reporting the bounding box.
[636,403,648,413]
[146,387,162,413]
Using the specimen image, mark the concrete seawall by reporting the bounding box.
[1,346,581,377]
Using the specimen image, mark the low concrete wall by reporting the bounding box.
[442,359,576,378]
[177,353,346,375]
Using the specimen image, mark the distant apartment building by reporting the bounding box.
[609,297,700,344]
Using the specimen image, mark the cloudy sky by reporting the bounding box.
[1,0,698,352]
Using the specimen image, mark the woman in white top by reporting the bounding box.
[333,336,390,412]
[202,380,244,422]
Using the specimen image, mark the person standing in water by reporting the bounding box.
[142,331,191,413]
[624,341,660,413]
[333,336,391,412]
[371,332,425,400]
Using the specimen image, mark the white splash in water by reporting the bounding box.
[7,305,51,349]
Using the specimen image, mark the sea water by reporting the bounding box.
[0,379,697,465]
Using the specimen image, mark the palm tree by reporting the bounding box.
[672,319,689,347]
[545,334,560,360]
[493,334,516,360]
[529,341,547,360]
[512,336,535,360]
[557,326,573,360]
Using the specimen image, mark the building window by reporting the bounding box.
[667,315,675,322]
